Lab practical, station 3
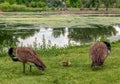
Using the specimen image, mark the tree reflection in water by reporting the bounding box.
[0,23,39,55]
[52,28,65,38]
[0,23,118,56]
[69,25,116,44]
[52,24,117,45]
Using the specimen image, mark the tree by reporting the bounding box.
[89,0,92,10]
[80,0,87,10]
[95,0,100,10]
[0,0,4,3]
[102,0,118,11]
[56,0,63,10]
[5,0,16,4]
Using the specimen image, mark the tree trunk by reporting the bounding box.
[89,4,92,10]
[89,0,93,10]
[80,0,86,10]
[106,4,109,11]
[80,5,84,10]
[63,2,67,11]
[95,3,100,11]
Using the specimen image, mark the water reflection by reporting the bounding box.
[0,23,39,54]
[52,28,65,38]
[68,25,116,44]
[0,23,119,50]
[19,24,118,47]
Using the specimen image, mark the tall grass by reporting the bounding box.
[22,35,76,57]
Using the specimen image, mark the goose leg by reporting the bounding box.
[23,63,25,73]
[30,65,32,72]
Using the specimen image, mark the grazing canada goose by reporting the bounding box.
[89,42,111,67]
[8,47,46,73]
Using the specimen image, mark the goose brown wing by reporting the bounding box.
[89,42,108,63]
[16,47,46,69]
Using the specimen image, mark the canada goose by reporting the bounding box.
[8,47,46,73]
[89,42,111,67]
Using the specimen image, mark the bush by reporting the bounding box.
[30,1,36,8]
[10,4,26,11]
[51,7,56,10]
[0,2,11,11]
[37,1,46,8]
[0,2,27,12]
[30,1,46,8]
[42,7,47,11]
[0,2,45,12]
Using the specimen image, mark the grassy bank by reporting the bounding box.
[0,41,120,84]
[0,2,120,13]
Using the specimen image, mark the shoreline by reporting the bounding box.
[40,10,120,14]
[0,10,120,15]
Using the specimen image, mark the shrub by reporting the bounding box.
[0,2,46,12]
[30,1,36,8]
[0,2,27,12]
[0,2,11,11]
[51,7,56,10]
[11,4,26,11]
[37,1,46,8]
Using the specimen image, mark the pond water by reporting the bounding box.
[0,23,120,48]
[0,13,120,49]
[18,25,120,47]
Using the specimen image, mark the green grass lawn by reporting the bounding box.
[0,41,120,84]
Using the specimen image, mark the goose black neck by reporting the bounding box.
[8,47,19,61]
[103,42,111,51]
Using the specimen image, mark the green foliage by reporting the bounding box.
[0,2,46,12]
[0,2,27,11]
[10,4,26,11]
[0,2,11,11]
[65,0,71,7]
[27,1,46,8]
[30,1,36,8]
[37,1,46,8]
[51,7,55,10]
[5,0,16,4]
[0,0,120,11]
[70,0,82,7]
